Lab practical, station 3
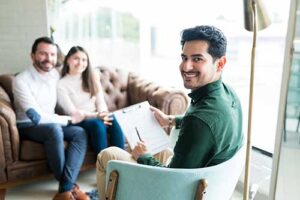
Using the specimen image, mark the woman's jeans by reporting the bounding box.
[77,115,125,154]
[18,123,88,192]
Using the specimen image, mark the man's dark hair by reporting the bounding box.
[180,25,227,61]
[31,36,56,54]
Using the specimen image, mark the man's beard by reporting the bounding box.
[34,60,55,72]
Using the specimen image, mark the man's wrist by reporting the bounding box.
[168,115,175,128]
[67,119,72,126]
[66,116,72,126]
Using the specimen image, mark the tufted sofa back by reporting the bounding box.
[98,66,130,111]
[98,66,188,115]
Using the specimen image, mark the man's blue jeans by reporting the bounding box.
[18,123,88,192]
[77,116,125,154]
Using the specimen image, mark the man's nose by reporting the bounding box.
[46,54,56,61]
[181,60,193,71]
[45,53,54,60]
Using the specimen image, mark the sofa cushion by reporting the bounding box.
[20,140,46,161]
[20,140,96,161]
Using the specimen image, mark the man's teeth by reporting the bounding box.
[184,73,197,77]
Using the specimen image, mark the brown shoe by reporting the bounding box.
[53,191,75,200]
[72,184,90,200]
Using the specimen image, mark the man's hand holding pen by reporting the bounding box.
[132,141,149,160]
[132,126,149,160]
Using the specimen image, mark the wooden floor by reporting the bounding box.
[5,168,97,200]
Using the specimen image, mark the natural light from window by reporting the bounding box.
[49,0,290,153]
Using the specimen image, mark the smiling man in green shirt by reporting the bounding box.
[96,25,243,199]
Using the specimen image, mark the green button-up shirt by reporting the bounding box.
[138,78,243,168]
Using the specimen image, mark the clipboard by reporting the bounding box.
[113,101,170,155]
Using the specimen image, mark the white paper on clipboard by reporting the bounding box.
[113,101,170,155]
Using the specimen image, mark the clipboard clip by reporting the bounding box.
[122,104,142,113]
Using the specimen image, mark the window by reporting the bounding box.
[49,0,290,153]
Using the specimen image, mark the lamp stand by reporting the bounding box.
[243,0,258,200]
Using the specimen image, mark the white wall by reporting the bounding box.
[0,0,49,73]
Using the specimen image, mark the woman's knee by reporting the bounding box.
[84,118,106,130]
[111,117,121,127]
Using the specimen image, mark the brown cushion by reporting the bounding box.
[20,140,46,161]
[20,140,95,161]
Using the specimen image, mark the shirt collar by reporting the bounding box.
[28,65,58,81]
[188,78,222,104]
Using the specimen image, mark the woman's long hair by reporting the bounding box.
[61,46,99,97]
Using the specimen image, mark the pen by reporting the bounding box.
[135,127,142,141]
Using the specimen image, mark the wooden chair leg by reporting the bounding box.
[0,188,6,200]
[105,170,119,200]
[195,179,208,200]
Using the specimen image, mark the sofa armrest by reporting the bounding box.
[127,73,188,116]
[0,101,19,164]
[0,75,14,103]
[0,117,7,183]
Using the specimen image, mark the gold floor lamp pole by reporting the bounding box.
[243,0,271,200]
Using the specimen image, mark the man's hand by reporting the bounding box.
[150,106,173,128]
[97,111,113,126]
[131,141,149,160]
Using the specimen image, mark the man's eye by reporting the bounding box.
[181,56,187,61]
[193,57,202,62]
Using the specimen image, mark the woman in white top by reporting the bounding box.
[57,46,125,153]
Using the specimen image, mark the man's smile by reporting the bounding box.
[182,71,199,79]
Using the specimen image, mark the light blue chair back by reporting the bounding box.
[106,141,245,200]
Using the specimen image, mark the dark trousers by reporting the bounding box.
[18,123,88,192]
[77,116,125,154]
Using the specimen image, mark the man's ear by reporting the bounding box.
[216,56,226,72]
[30,53,35,62]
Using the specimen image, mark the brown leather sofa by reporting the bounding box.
[0,66,188,198]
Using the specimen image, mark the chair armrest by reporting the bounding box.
[127,73,188,115]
